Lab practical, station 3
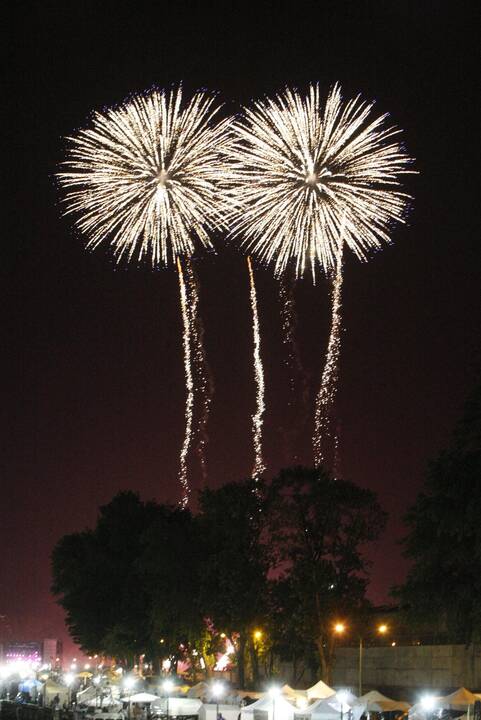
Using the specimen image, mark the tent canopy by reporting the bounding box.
[283,686,305,697]
[299,693,359,720]
[241,693,297,720]
[199,704,241,720]
[358,691,410,713]
[440,689,478,708]
[152,697,202,715]
[298,698,341,720]
[44,680,69,704]
[410,687,478,717]
[306,683,336,701]
[126,693,160,703]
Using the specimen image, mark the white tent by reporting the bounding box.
[199,703,241,720]
[85,699,122,709]
[283,687,304,698]
[241,694,297,720]
[78,687,98,705]
[152,697,202,716]
[125,693,160,703]
[238,692,264,701]
[409,687,477,719]
[296,698,340,720]
[306,683,336,702]
[281,687,309,709]
[44,680,69,706]
[438,689,478,710]
[298,694,361,720]
[358,691,410,713]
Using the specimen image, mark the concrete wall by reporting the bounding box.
[332,644,481,698]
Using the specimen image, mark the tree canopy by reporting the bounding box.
[265,466,386,682]
[396,380,481,643]
[52,468,385,684]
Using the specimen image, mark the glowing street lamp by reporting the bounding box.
[421,695,436,714]
[333,621,389,696]
[212,682,224,720]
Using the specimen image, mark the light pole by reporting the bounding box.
[268,686,280,720]
[333,621,389,697]
[358,625,388,697]
[212,682,224,720]
[163,679,174,720]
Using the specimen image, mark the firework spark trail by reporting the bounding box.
[313,241,344,469]
[278,277,298,395]
[278,276,309,403]
[185,259,214,484]
[247,256,266,480]
[332,420,341,480]
[227,84,413,472]
[177,257,194,507]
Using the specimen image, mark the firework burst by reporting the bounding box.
[227,83,413,470]
[58,86,232,503]
[227,83,413,279]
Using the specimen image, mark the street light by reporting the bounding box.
[268,686,281,720]
[212,682,224,720]
[421,695,436,714]
[333,621,389,696]
[163,679,174,720]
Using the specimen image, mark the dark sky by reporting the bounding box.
[3,1,480,660]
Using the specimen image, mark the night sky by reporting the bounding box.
[4,2,480,660]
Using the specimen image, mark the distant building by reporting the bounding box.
[42,638,63,667]
[0,639,62,666]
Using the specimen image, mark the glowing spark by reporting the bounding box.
[177,257,194,507]
[247,256,266,479]
[313,241,344,468]
[185,260,214,483]
[277,276,310,464]
[58,86,233,267]
[278,277,298,395]
[333,421,341,480]
[278,276,309,402]
[227,83,413,279]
